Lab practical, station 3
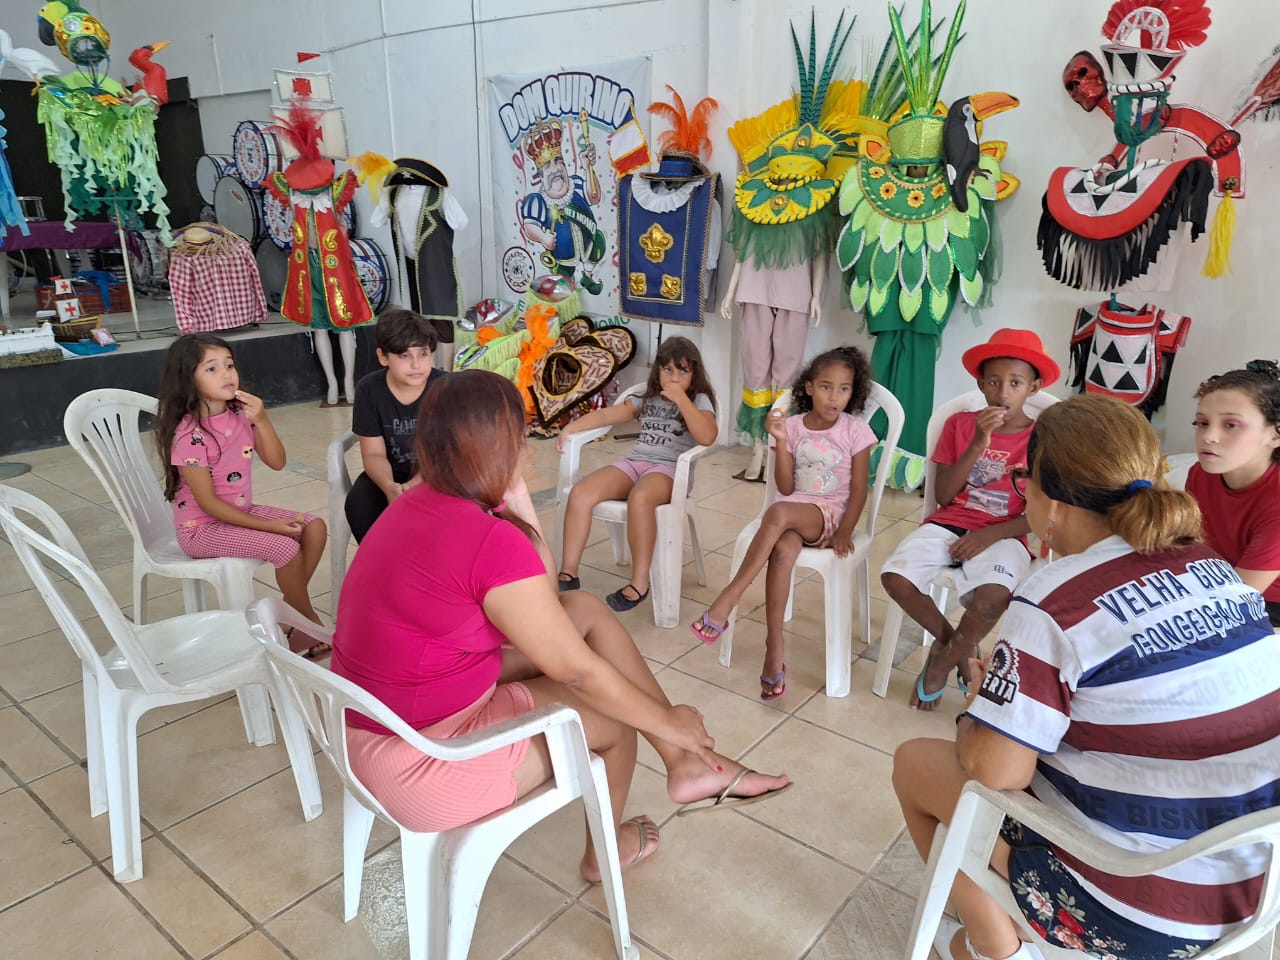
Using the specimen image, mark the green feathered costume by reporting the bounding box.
[835,0,1018,490]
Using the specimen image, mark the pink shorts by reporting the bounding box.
[612,458,676,484]
[775,495,841,545]
[176,504,320,569]
[344,682,535,833]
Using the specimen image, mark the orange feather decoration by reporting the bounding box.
[647,84,719,160]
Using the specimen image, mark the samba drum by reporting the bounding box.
[254,238,288,313]
[349,237,390,313]
[342,198,357,236]
[213,175,262,243]
[261,189,293,250]
[232,120,284,188]
[125,230,168,292]
[194,154,234,204]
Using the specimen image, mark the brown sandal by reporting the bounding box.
[284,626,332,660]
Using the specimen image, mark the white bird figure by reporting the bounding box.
[0,29,61,86]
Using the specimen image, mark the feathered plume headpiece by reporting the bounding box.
[269,99,323,163]
[647,85,719,160]
[795,10,856,126]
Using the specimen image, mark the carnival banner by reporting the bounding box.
[489,58,651,313]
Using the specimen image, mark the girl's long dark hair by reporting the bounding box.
[415,370,538,542]
[792,346,871,415]
[643,336,718,412]
[154,334,236,501]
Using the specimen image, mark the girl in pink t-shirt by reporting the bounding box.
[153,334,329,656]
[692,347,876,699]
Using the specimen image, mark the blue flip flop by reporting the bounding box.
[915,671,946,704]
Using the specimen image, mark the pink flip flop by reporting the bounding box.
[690,611,728,644]
[760,663,787,700]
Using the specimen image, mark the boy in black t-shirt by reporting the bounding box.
[345,308,449,541]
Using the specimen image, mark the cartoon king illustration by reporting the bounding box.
[520,117,607,296]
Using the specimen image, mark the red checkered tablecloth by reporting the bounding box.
[169,239,268,333]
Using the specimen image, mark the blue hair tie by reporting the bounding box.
[1127,479,1153,496]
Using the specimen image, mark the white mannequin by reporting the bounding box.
[719,257,827,479]
[312,330,356,408]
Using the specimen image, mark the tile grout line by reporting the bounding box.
[0,755,194,960]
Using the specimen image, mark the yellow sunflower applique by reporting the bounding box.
[868,166,885,179]
[880,182,897,200]
[931,182,948,200]
[907,189,925,208]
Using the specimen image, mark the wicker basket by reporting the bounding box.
[49,315,103,342]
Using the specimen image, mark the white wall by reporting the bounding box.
[12,0,1278,452]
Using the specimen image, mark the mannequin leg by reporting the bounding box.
[770,308,810,393]
[311,330,340,407]
[338,331,357,403]
[436,340,454,371]
[735,304,774,482]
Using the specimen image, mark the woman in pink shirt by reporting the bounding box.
[332,371,790,880]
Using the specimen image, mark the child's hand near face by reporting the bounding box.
[765,408,788,443]
[660,380,689,405]
[233,390,266,423]
[974,405,1007,444]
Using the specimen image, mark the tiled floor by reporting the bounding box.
[0,401,967,959]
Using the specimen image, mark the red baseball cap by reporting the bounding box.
[961,328,1060,386]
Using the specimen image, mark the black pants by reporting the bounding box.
[344,472,390,543]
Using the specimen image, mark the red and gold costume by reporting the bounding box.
[265,169,371,329]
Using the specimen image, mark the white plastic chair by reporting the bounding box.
[0,484,322,883]
[907,780,1280,960]
[247,597,640,960]
[872,389,1059,698]
[553,383,719,628]
[64,388,272,742]
[326,430,359,599]
[717,382,905,698]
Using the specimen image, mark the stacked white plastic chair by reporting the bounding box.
[717,382,905,698]
[0,484,321,882]
[326,430,360,598]
[871,389,1059,698]
[553,382,719,628]
[906,780,1280,960]
[248,597,639,960]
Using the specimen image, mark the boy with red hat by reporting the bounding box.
[880,328,1061,710]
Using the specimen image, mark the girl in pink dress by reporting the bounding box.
[692,346,877,699]
[154,334,329,656]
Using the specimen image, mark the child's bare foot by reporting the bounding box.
[760,647,786,700]
[910,645,955,711]
[579,815,660,882]
[665,755,789,807]
[691,597,733,641]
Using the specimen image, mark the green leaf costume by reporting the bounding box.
[835,0,1017,490]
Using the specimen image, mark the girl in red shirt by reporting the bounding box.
[1185,360,1280,626]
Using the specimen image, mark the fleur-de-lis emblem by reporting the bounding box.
[639,223,674,263]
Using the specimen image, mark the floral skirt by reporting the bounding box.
[1002,819,1213,960]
